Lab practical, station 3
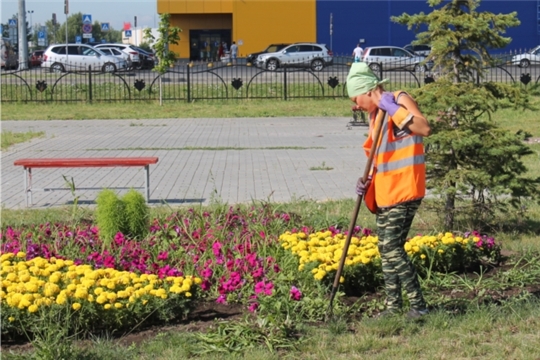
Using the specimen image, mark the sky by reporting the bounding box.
[2,0,158,30]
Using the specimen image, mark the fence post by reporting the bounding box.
[88,65,93,103]
[187,64,191,102]
[283,67,288,101]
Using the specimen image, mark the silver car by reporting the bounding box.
[256,43,333,71]
[42,44,128,73]
[98,47,133,69]
[363,46,433,73]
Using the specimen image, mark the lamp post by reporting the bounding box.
[27,10,34,35]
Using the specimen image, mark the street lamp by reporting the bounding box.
[27,10,34,35]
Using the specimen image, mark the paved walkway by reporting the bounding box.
[1,117,369,209]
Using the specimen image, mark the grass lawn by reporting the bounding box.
[1,95,539,359]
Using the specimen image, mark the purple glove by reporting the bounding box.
[378,92,401,116]
[356,175,372,196]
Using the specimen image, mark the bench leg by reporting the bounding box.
[144,165,150,203]
[23,167,33,207]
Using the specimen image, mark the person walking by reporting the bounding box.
[230,41,238,64]
[346,62,431,318]
[352,43,364,63]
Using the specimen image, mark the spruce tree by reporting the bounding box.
[393,0,539,229]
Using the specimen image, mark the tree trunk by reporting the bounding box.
[444,188,455,230]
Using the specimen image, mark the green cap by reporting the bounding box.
[346,62,389,97]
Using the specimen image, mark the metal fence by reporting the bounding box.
[1,52,539,103]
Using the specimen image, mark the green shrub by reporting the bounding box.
[122,189,149,239]
[95,189,125,244]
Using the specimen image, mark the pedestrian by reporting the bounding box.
[352,43,364,62]
[230,41,238,64]
[346,62,431,319]
[217,42,224,60]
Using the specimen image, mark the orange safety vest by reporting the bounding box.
[363,91,425,213]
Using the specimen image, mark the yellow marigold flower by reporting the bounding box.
[28,304,39,313]
[8,316,15,322]
[56,295,67,305]
[104,304,112,310]
[96,295,107,304]
[16,299,30,309]
[87,295,94,302]
[16,252,26,258]
[106,293,117,302]
[72,303,82,311]
[420,254,426,259]
[339,276,345,284]
[438,249,444,254]
[114,302,123,309]
[185,292,192,297]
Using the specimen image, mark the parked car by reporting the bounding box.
[511,45,540,68]
[256,43,333,71]
[29,50,45,67]
[42,44,128,72]
[362,46,433,72]
[403,44,431,57]
[246,43,290,64]
[1,37,18,69]
[133,47,156,69]
[97,47,133,69]
[95,43,144,69]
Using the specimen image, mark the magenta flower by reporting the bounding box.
[216,295,226,304]
[255,281,273,296]
[248,302,259,312]
[201,268,213,279]
[157,251,168,261]
[290,286,302,301]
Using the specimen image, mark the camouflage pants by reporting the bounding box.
[376,200,426,311]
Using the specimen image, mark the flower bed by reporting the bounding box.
[279,229,501,292]
[1,204,503,341]
[0,252,201,338]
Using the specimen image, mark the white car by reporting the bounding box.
[97,47,133,69]
[42,44,128,73]
[95,43,143,69]
[256,43,334,71]
[363,46,433,73]
[511,45,540,68]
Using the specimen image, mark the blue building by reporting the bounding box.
[316,0,540,53]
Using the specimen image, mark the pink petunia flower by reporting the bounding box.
[290,286,302,301]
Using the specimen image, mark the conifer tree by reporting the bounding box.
[393,0,539,229]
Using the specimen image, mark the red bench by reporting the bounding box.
[14,157,159,207]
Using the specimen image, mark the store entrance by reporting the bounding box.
[189,29,231,61]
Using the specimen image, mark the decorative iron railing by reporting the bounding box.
[1,52,538,103]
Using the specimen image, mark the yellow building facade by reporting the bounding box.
[157,0,316,60]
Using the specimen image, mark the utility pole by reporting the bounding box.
[65,0,69,64]
[134,16,137,46]
[17,0,29,70]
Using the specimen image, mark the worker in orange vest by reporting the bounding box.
[346,62,431,319]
